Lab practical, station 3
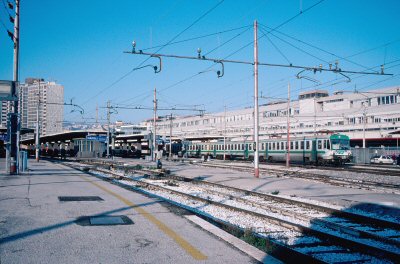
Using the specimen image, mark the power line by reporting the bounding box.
[107,0,327,109]
[260,24,375,72]
[79,0,225,107]
[141,25,251,52]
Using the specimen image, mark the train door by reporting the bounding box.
[213,144,217,157]
[244,144,249,159]
[311,139,317,163]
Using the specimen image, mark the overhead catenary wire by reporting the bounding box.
[259,24,377,72]
[78,0,225,107]
[115,0,328,108]
[141,25,251,52]
[96,0,329,117]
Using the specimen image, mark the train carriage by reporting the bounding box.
[186,133,352,165]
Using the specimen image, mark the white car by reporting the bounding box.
[370,155,395,164]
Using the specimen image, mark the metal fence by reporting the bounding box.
[351,147,400,164]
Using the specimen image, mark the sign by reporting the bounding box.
[86,135,107,142]
[0,80,17,101]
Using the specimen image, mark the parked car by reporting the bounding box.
[370,155,395,164]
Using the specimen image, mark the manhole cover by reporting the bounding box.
[75,215,134,226]
[58,196,103,202]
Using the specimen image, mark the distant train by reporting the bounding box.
[184,134,353,165]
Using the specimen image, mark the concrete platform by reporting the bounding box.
[0,159,277,263]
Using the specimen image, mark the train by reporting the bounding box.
[183,133,353,165]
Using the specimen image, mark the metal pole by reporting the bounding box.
[35,80,40,162]
[153,87,157,161]
[223,105,226,161]
[253,20,259,178]
[286,82,290,168]
[9,0,20,174]
[169,113,172,159]
[363,106,366,149]
[106,100,110,158]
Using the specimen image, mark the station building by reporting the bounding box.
[150,86,400,147]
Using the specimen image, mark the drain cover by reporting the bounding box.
[58,196,103,202]
[75,215,134,226]
[90,216,125,225]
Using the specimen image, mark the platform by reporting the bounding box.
[0,159,280,263]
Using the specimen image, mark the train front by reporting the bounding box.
[330,134,352,164]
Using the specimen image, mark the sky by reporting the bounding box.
[1,0,399,125]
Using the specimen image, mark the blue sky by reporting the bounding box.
[1,0,399,124]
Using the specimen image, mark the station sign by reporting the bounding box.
[86,135,107,142]
[0,80,17,101]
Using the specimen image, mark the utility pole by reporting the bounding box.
[8,0,20,174]
[96,103,98,126]
[107,100,110,158]
[362,103,367,149]
[153,87,157,161]
[286,82,291,168]
[169,113,172,159]
[223,105,226,161]
[35,80,40,162]
[253,20,260,178]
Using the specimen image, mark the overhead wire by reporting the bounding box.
[78,0,225,107]
[260,24,376,72]
[141,25,251,52]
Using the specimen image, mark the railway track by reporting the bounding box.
[197,161,400,194]
[70,161,400,263]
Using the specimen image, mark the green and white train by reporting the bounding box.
[184,134,352,164]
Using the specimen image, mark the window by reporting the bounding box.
[306,141,310,150]
[300,141,304,150]
[295,141,299,150]
[290,142,293,150]
[317,140,322,149]
[277,142,280,150]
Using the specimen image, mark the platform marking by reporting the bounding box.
[79,175,207,260]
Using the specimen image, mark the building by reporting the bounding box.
[18,78,64,137]
[151,86,400,147]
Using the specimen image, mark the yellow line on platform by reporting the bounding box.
[79,175,207,260]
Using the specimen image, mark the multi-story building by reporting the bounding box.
[18,78,64,137]
[150,86,400,147]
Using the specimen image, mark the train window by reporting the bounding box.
[306,141,310,150]
[281,142,285,150]
[242,144,244,150]
[317,140,322,149]
[290,142,293,150]
[261,143,264,150]
[323,140,327,149]
[277,142,280,150]
[295,141,299,150]
[249,144,252,150]
[273,142,276,150]
[327,140,331,150]
[300,141,304,150]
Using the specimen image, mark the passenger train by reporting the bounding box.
[184,134,353,165]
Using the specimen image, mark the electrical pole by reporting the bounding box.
[35,80,40,162]
[169,113,172,159]
[153,87,157,161]
[362,103,367,149]
[107,100,110,158]
[223,105,226,161]
[8,0,20,174]
[286,82,290,168]
[253,20,260,178]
